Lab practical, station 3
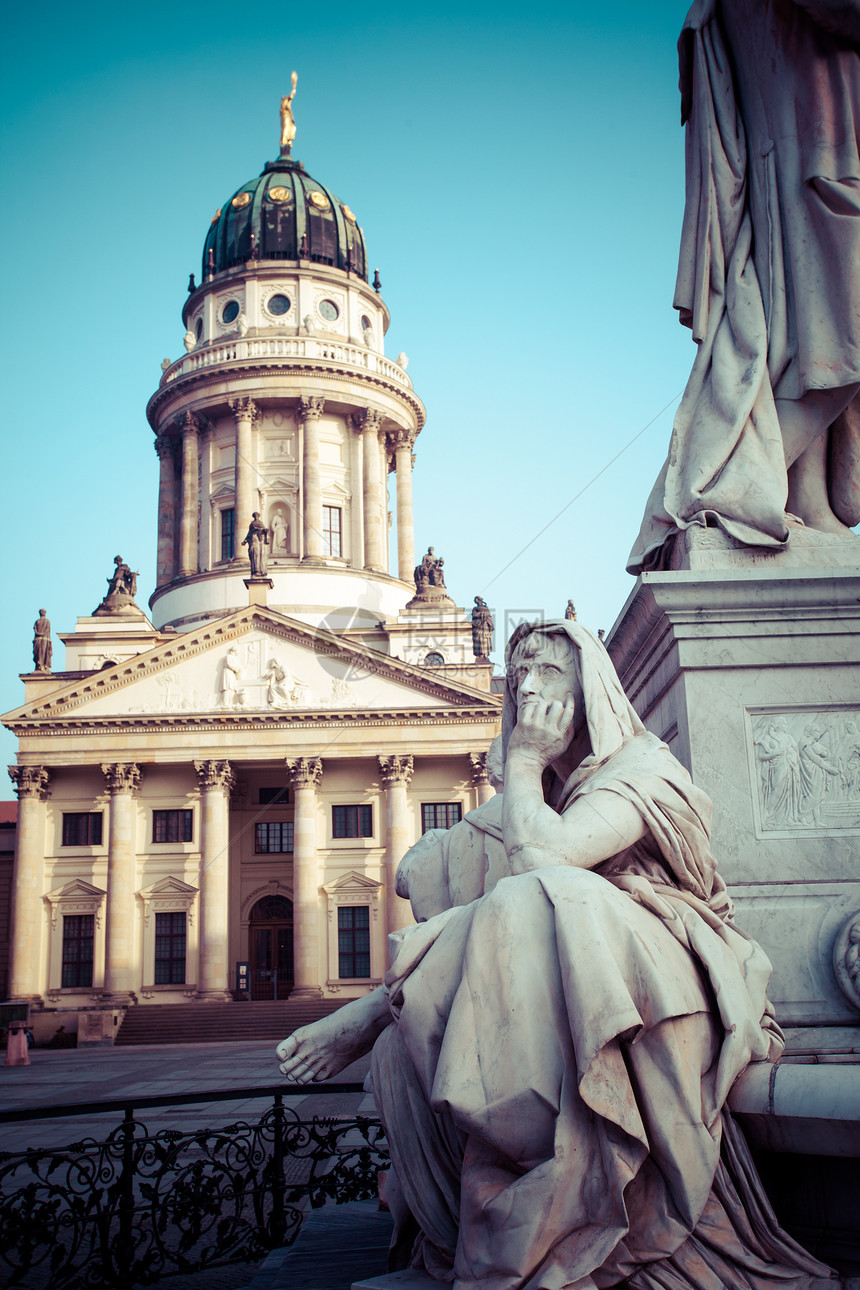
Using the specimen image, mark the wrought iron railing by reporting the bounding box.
[0,1083,388,1289]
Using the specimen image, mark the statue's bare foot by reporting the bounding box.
[276,988,390,1084]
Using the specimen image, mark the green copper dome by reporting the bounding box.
[202,156,367,280]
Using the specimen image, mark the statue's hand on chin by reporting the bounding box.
[508,697,575,770]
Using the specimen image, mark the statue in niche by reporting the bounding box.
[270,512,289,557]
[277,620,831,1288]
[471,596,493,658]
[32,609,52,672]
[628,0,860,572]
[280,71,298,153]
[219,647,241,706]
[242,513,269,576]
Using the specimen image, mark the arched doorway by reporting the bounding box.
[248,895,294,1000]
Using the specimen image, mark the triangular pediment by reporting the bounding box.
[139,876,198,900]
[323,870,384,895]
[3,606,500,727]
[46,879,107,903]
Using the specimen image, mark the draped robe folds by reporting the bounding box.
[372,734,832,1290]
[627,0,860,573]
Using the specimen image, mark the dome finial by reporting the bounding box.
[280,73,298,156]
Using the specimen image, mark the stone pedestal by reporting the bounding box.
[244,576,274,608]
[607,539,860,1043]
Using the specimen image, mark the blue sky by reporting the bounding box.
[0,0,696,768]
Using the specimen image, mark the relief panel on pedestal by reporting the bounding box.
[746,707,860,836]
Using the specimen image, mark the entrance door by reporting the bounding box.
[248,895,294,1000]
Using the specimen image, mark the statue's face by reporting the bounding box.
[509,634,578,717]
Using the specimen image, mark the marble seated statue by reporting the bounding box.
[277,620,833,1289]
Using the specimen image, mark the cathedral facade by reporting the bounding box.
[3,105,500,1019]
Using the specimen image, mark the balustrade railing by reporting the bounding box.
[160,338,412,390]
[0,1082,387,1289]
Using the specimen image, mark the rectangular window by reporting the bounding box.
[323,505,342,558]
[255,821,294,853]
[338,906,371,978]
[62,914,94,989]
[61,812,103,847]
[221,507,235,561]
[332,804,373,838]
[154,911,187,985]
[258,786,289,805]
[421,802,463,833]
[152,809,193,844]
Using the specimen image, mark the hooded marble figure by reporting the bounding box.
[277,621,833,1290]
[628,0,860,572]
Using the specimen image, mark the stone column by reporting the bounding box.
[286,757,323,997]
[155,434,177,585]
[230,397,259,552]
[194,760,235,1000]
[469,752,495,805]
[298,396,325,562]
[177,411,200,578]
[101,763,143,1003]
[7,766,50,1001]
[359,410,385,571]
[348,418,365,568]
[391,430,416,583]
[379,755,414,936]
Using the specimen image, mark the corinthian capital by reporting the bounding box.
[176,409,200,438]
[355,408,383,435]
[388,428,416,454]
[194,759,235,794]
[378,754,414,788]
[286,757,323,790]
[297,395,325,423]
[468,752,489,786]
[229,396,260,424]
[8,765,51,800]
[101,763,143,795]
[154,434,177,460]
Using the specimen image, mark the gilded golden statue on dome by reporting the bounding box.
[280,72,298,154]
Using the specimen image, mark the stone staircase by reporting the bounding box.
[114,998,347,1046]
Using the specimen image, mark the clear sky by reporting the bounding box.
[0,0,698,769]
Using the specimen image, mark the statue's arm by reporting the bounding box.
[503,748,646,874]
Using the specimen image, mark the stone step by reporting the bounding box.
[114,998,347,1046]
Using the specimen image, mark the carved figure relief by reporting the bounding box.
[833,910,860,1012]
[752,710,860,830]
[219,647,243,707]
[264,658,306,708]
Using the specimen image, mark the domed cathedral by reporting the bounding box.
[2,92,501,1036]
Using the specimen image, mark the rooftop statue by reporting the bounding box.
[94,556,139,615]
[628,0,860,572]
[280,72,298,154]
[277,620,830,1287]
[32,609,52,673]
[471,596,493,658]
[242,513,269,577]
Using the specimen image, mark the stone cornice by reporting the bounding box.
[148,362,425,433]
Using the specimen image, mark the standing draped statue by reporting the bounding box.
[277,621,832,1289]
[32,609,52,672]
[242,513,269,576]
[628,0,860,572]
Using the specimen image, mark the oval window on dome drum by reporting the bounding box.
[424,652,445,666]
[267,294,291,317]
[267,185,292,204]
[232,191,252,209]
[308,190,329,209]
[221,300,240,324]
[318,299,339,322]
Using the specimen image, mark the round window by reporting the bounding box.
[424,652,445,666]
[195,318,203,340]
[267,294,291,317]
[221,300,240,324]
[318,299,339,322]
